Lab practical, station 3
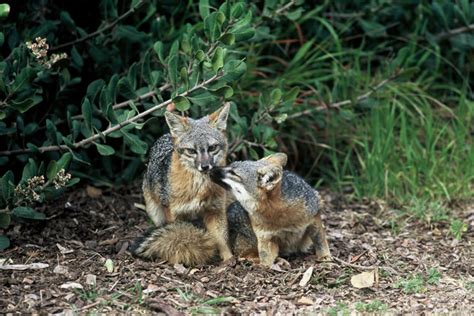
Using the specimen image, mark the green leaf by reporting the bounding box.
[199,0,210,19]
[1,170,14,204]
[0,110,4,119]
[121,131,148,155]
[209,85,233,99]
[60,11,75,28]
[195,50,206,62]
[0,235,9,251]
[0,32,4,47]
[94,143,115,156]
[220,33,235,45]
[232,27,255,41]
[153,41,165,64]
[10,96,42,113]
[0,4,10,18]
[212,47,224,72]
[173,96,191,111]
[283,87,299,102]
[204,12,225,42]
[0,213,10,228]
[81,98,93,133]
[115,25,148,43]
[222,60,247,82]
[180,67,189,89]
[286,8,303,21]
[168,55,179,89]
[13,207,46,220]
[358,20,386,38]
[56,152,72,171]
[46,160,58,181]
[117,77,137,99]
[21,159,37,182]
[231,2,244,18]
[271,88,282,104]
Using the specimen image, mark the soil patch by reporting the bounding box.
[1,186,473,314]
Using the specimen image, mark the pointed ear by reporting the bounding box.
[257,165,283,191]
[260,153,287,168]
[208,103,230,131]
[165,111,189,137]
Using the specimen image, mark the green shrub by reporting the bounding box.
[1,0,473,248]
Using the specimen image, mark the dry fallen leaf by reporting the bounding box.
[60,282,83,289]
[104,258,114,273]
[86,185,102,198]
[350,268,378,289]
[0,263,49,270]
[297,296,314,305]
[299,266,314,287]
[53,265,69,275]
[56,243,73,254]
[85,274,97,286]
[143,284,161,294]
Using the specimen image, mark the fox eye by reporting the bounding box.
[208,145,219,152]
[228,170,237,176]
[185,148,197,155]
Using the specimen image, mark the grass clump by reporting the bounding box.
[355,300,388,313]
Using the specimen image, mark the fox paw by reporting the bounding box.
[221,256,237,267]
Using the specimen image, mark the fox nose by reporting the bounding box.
[200,164,211,171]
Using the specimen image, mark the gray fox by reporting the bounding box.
[210,153,331,266]
[133,104,233,264]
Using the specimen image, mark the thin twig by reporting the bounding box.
[50,1,145,51]
[0,74,222,156]
[288,73,399,119]
[435,23,474,41]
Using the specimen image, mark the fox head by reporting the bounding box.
[210,153,288,212]
[165,104,230,172]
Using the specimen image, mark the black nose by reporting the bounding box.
[209,168,229,189]
[201,165,210,171]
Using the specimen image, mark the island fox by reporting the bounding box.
[132,104,233,265]
[210,153,331,266]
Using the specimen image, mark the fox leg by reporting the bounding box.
[143,184,167,227]
[310,213,331,260]
[203,211,233,261]
[257,237,279,267]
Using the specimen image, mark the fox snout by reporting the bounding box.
[196,151,213,172]
[210,168,230,189]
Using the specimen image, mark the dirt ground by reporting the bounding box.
[1,185,473,314]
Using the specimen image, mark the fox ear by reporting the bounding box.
[260,153,287,168]
[208,103,230,131]
[257,165,283,191]
[165,111,189,137]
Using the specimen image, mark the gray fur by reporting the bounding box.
[281,171,320,215]
[225,160,320,214]
[227,202,257,243]
[145,133,173,206]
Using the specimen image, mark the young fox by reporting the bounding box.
[210,153,331,266]
[133,104,233,264]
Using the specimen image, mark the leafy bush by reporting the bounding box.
[1,0,473,249]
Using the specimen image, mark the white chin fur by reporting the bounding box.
[222,179,256,212]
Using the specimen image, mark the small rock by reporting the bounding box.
[200,277,210,283]
[22,277,34,284]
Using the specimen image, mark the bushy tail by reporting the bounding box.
[131,222,217,266]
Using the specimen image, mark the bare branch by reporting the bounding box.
[0,75,222,156]
[435,23,474,41]
[288,74,398,119]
